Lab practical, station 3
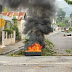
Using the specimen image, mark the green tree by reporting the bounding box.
[57,8,66,22]
[69,13,72,27]
[70,12,72,18]
[12,24,21,40]
[64,19,69,27]
[58,22,66,27]
[4,7,8,12]
[65,0,72,4]
[12,17,21,40]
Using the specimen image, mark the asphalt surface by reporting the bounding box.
[0,32,72,72]
[45,32,72,55]
[0,56,72,72]
[0,64,72,72]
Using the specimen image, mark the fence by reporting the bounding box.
[4,31,15,45]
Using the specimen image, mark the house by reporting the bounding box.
[0,14,15,48]
[2,12,26,40]
[0,11,26,48]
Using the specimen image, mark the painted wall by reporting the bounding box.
[18,20,26,40]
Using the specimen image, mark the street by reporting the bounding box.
[45,32,72,55]
[0,32,72,72]
[0,56,72,72]
[0,64,72,72]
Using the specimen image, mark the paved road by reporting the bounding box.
[0,56,72,72]
[0,64,72,72]
[45,32,72,55]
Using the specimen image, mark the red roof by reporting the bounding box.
[2,12,26,20]
[2,12,8,16]
[14,12,19,16]
[19,12,25,16]
[8,12,13,17]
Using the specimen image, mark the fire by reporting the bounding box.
[25,43,43,52]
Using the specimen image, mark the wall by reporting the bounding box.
[18,20,26,40]
[4,31,15,45]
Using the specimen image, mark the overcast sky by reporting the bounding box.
[57,0,64,1]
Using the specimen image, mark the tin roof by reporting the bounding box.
[2,12,26,20]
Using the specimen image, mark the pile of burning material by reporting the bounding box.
[25,43,43,56]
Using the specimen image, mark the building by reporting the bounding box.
[0,15,15,48]
[2,12,26,40]
[0,11,26,48]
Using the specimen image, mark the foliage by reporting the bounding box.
[13,17,17,25]
[12,24,21,40]
[56,8,68,28]
[9,50,24,57]
[57,18,70,28]
[66,49,71,53]
[3,28,13,34]
[70,12,72,18]
[4,7,8,12]
[23,39,29,44]
[58,22,66,27]
[69,27,72,31]
[57,8,66,22]
[42,39,56,56]
[5,21,13,29]
[65,30,70,33]
[9,39,56,56]
[45,39,55,48]
[65,0,72,4]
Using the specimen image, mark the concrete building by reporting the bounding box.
[0,15,15,48]
[2,12,26,40]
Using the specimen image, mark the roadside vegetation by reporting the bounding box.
[66,49,72,53]
[8,50,24,57]
[42,39,56,56]
[4,17,21,41]
[9,39,56,57]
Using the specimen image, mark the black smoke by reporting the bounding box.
[4,0,56,49]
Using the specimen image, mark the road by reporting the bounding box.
[45,32,72,55]
[0,64,72,72]
[0,32,72,72]
[0,56,72,72]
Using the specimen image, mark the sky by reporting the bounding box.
[56,0,72,17]
[57,0,64,1]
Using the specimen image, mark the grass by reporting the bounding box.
[42,39,56,56]
[42,47,56,56]
[66,49,71,53]
[9,50,24,57]
[45,39,55,48]
[65,30,71,33]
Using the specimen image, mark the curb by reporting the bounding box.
[0,45,24,55]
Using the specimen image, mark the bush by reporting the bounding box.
[42,47,56,56]
[69,27,72,31]
[3,29,13,34]
[66,49,71,53]
[42,39,56,56]
[12,25,21,40]
[45,39,55,48]
[10,50,24,57]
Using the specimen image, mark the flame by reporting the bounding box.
[25,43,43,52]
